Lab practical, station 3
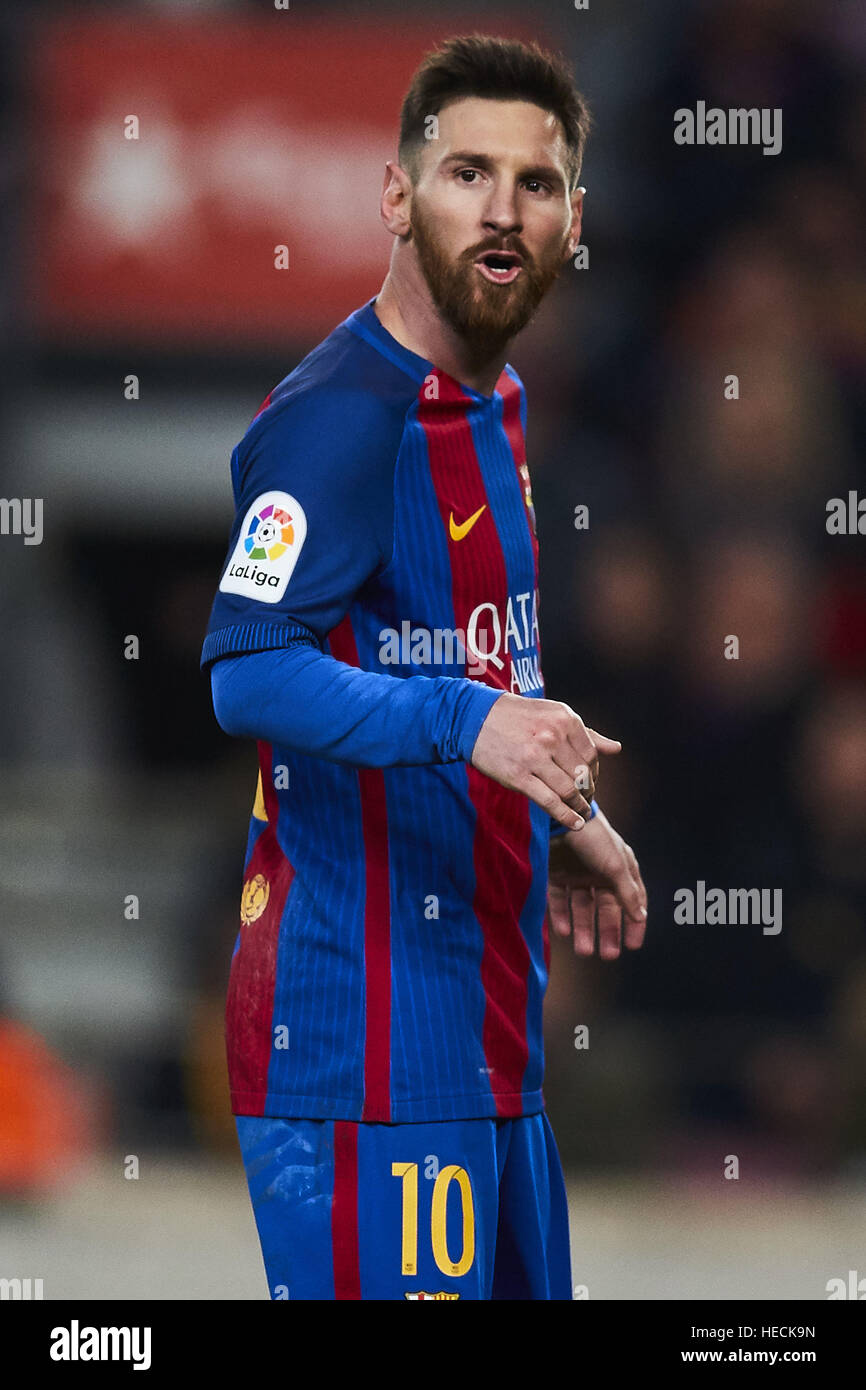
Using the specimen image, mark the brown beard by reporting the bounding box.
[409,197,568,364]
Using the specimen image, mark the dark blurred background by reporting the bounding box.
[1,0,864,1297]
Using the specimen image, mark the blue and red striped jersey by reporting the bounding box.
[201,296,569,1123]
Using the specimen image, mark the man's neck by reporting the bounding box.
[373,272,511,399]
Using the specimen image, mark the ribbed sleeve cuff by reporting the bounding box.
[200,620,318,670]
[435,682,505,763]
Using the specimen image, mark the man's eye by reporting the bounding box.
[457,168,481,183]
[524,179,551,194]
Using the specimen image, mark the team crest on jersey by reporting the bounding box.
[240,873,270,924]
[404,1291,461,1300]
[219,490,307,603]
[519,462,536,536]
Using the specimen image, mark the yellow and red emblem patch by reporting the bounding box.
[240,872,270,924]
[519,461,536,535]
[404,1291,461,1300]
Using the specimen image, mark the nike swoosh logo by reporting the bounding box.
[449,505,487,542]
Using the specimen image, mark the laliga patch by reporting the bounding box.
[219,491,307,603]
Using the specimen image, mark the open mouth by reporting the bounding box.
[474,251,523,285]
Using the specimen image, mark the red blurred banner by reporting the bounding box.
[25,15,536,351]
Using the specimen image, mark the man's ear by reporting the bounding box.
[380,159,413,237]
[565,186,585,259]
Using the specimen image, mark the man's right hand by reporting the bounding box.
[469,693,621,830]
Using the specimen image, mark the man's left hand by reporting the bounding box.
[547,807,648,959]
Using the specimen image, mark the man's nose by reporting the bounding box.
[482,184,522,237]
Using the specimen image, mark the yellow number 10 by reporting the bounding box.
[391,1163,475,1278]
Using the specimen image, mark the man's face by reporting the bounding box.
[407,97,580,355]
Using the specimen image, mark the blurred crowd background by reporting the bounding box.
[0,0,864,1296]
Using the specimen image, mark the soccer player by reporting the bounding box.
[201,33,648,1300]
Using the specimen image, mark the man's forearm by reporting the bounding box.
[210,642,503,768]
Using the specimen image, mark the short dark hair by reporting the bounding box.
[398,33,592,192]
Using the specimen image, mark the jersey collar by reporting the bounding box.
[345,296,507,405]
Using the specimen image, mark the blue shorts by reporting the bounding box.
[235,1110,572,1300]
